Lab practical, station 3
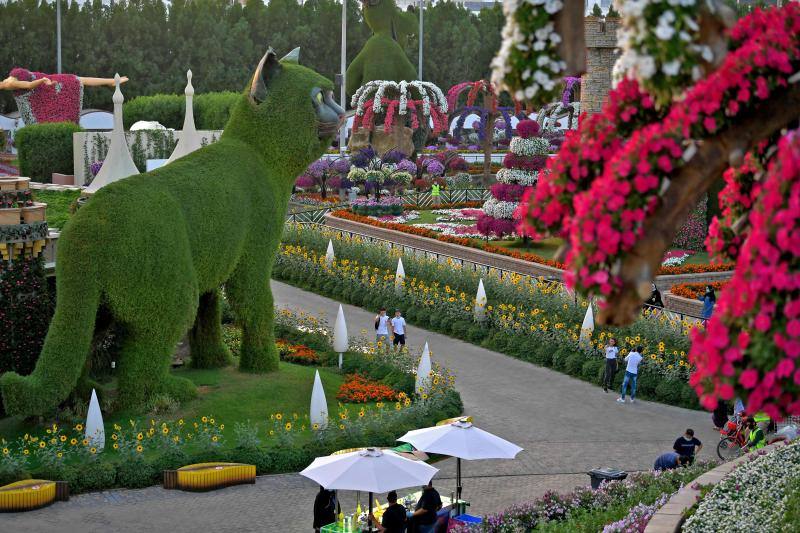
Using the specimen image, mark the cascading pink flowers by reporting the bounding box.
[353,97,447,134]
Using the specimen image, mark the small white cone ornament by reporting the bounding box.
[416,342,432,396]
[310,370,329,429]
[395,257,406,294]
[85,389,105,451]
[325,239,335,266]
[579,300,594,347]
[333,304,349,368]
[167,70,203,164]
[474,279,487,322]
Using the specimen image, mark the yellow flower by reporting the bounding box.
[90,447,97,454]
[113,443,119,450]
[178,419,184,426]
[285,422,292,431]
[60,435,67,442]
[2,448,8,455]
[114,424,122,431]
[269,430,275,436]
[137,433,144,441]
[111,434,118,441]
[358,410,365,418]
[162,427,169,435]
[136,445,143,453]
[312,423,320,431]
[339,424,345,430]
[212,435,219,442]
[57,452,63,458]
[275,413,283,421]
[209,418,215,425]
[70,438,78,446]
[219,424,224,430]
[339,413,347,420]
[395,403,402,411]
[23,449,30,455]
[82,439,89,446]
[201,416,208,423]
[75,424,84,431]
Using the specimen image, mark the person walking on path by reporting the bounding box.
[698,285,716,322]
[673,428,703,463]
[375,307,390,349]
[617,346,643,404]
[603,338,619,393]
[312,486,338,532]
[391,309,406,351]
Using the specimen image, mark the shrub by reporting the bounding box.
[146,393,179,415]
[15,122,83,182]
[73,460,116,493]
[564,353,585,377]
[116,457,157,488]
[123,92,240,130]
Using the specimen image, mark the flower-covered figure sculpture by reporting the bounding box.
[514,3,800,417]
[351,80,448,156]
[345,0,418,97]
[447,80,521,183]
[347,146,414,200]
[478,120,547,238]
[0,47,345,417]
[0,69,128,125]
[536,76,580,131]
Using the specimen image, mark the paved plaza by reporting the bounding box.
[5,281,717,532]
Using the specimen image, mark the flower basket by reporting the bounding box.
[21,203,46,223]
[0,207,22,225]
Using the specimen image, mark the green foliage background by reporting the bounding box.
[14,122,83,183]
[0,0,504,114]
[123,92,241,130]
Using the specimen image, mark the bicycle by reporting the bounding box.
[716,420,747,460]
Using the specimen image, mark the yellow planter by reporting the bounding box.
[164,462,256,492]
[0,479,68,512]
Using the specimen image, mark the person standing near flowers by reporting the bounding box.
[375,307,390,348]
[645,283,664,310]
[698,285,716,322]
[602,337,620,393]
[617,345,643,404]
[391,309,406,351]
[431,182,441,207]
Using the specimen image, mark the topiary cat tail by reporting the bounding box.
[0,256,100,417]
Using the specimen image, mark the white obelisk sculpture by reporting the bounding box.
[325,239,335,266]
[310,370,329,429]
[85,389,105,450]
[395,257,405,294]
[474,279,487,322]
[84,74,139,194]
[167,70,203,164]
[579,300,595,347]
[416,342,432,396]
[333,304,349,369]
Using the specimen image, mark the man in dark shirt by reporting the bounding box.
[653,452,690,471]
[673,428,703,463]
[313,486,337,532]
[413,481,442,533]
[369,490,407,533]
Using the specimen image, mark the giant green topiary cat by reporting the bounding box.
[0,48,344,417]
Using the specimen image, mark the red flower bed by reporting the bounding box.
[277,340,320,365]
[336,374,400,403]
[670,281,728,299]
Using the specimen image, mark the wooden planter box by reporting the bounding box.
[0,177,30,191]
[0,207,21,225]
[22,203,46,223]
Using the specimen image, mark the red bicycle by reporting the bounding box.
[717,420,747,460]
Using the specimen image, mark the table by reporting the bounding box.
[320,492,467,533]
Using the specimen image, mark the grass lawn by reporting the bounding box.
[34,188,81,230]
[0,363,356,449]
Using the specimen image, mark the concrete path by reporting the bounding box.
[4,281,716,532]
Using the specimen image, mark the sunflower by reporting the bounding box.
[201,416,208,423]
[339,424,345,430]
[137,432,144,441]
[57,452,63,458]
[82,439,89,446]
[60,435,67,442]
[70,438,78,446]
[212,435,219,442]
[136,445,143,453]
[90,447,97,454]
[23,449,30,455]
[285,422,292,431]
[111,434,118,441]
[312,423,320,431]
[75,424,84,431]
[2,448,8,455]
[113,443,119,450]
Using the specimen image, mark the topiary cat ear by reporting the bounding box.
[281,47,300,64]
[250,47,281,104]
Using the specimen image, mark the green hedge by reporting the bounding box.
[123,92,240,130]
[15,122,83,183]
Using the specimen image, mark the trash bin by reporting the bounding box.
[587,467,627,489]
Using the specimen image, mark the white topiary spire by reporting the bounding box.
[167,70,203,164]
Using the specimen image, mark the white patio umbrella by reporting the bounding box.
[300,447,438,531]
[398,419,523,503]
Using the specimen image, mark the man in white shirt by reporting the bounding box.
[603,337,619,393]
[390,309,406,351]
[375,308,390,348]
[617,345,643,404]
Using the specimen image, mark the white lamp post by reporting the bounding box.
[395,257,406,294]
[416,342,432,395]
[474,278,487,322]
[85,389,105,451]
[580,300,594,347]
[333,304,349,368]
[310,370,329,429]
[325,239,335,266]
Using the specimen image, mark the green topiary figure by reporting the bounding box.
[0,47,344,417]
[345,0,418,97]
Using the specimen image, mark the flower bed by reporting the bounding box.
[336,374,401,403]
[450,462,714,532]
[670,281,728,300]
[277,224,702,409]
[683,442,800,532]
[276,341,320,365]
[331,209,734,276]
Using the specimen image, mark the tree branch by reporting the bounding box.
[598,83,800,326]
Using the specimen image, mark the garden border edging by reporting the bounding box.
[644,442,783,533]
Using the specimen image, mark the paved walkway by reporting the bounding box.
[5,281,717,532]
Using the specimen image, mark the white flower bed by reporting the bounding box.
[367,211,420,224]
[413,222,503,239]
[351,80,448,117]
[431,208,483,222]
[482,198,519,220]
[661,252,690,267]
[509,136,551,157]
[683,442,800,532]
[496,167,538,186]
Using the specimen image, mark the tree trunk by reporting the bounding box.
[482,93,496,187]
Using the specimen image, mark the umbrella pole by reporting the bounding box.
[368,491,373,533]
[457,457,462,506]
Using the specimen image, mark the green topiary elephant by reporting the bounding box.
[345,0,418,97]
[0,47,344,417]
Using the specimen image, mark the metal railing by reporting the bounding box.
[400,188,490,208]
[289,221,708,323]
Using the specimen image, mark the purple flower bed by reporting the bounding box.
[602,492,671,532]
[673,197,708,251]
[477,214,517,238]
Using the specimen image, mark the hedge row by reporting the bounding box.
[15,122,83,183]
[273,263,701,410]
[123,92,240,130]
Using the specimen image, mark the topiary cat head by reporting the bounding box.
[223,47,344,179]
[362,0,417,44]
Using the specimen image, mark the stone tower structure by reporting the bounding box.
[580,16,621,115]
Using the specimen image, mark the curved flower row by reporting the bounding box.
[561,4,800,299]
[689,129,800,416]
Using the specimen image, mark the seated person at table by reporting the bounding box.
[412,481,442,533]
[653,452,690,471]
[369,490,407,533]
[313,486,337,532]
